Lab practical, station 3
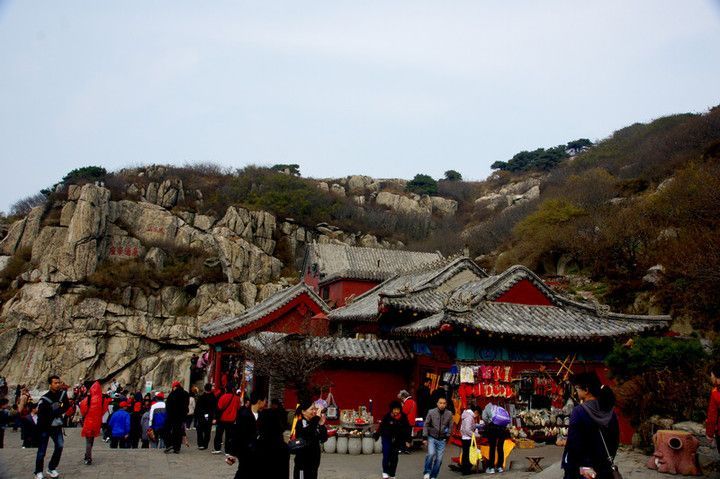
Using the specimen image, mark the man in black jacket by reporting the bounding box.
[226,392,266,479]
[34,375,69,479]
[164,381,190,454]
[195,383,217,450]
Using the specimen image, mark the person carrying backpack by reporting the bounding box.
[148,392,167,449]
[34,375,69,479]
[482,401,511,474]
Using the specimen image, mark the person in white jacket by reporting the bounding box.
[459,406,479,475]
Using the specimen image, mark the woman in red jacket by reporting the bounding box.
[706,366,720,453]
[79,381,110,465]
[212,388,241,454]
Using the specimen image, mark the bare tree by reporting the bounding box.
[9,192,47,217]
[233,332,336,403]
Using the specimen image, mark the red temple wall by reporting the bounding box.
[283,366,410,417]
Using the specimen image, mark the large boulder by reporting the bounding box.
[214,236,282,284]
[156,179,184,208]
[0,206,44,255]
[430,196,458,217]
[111,200,180,245]
[375,191,432,217]
[347,175,373,193]
[216,207,277,255]
[330,184,346,197]
[191,282,256,324]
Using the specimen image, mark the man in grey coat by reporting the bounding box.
[422,396,453,479]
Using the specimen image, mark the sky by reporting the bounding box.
[1,1,719,214]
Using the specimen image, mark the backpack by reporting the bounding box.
[491,405,511,427]
[152,408,167,431]
[39,390,66,427]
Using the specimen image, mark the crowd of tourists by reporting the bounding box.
[0,375,329,479]
[14,368,718,478]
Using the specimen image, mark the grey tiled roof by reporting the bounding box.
[239,331,412,361]
[200,283,329,339]
[393,301,669,340]
[327,257,485,321]
[304,243,444,285]
[360,264,562,316]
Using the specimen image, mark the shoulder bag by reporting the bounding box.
[287,415,306,454]
[598,428,623,479]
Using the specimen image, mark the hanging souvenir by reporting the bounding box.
[460,366,474,384]
[325,389,339,420]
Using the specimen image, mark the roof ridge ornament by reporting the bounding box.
[593,301,611,317]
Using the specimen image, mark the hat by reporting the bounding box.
[119,401,129,408]
[172,381,181,389]
[155,392,165,400]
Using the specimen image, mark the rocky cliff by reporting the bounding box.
[0,180,406,390]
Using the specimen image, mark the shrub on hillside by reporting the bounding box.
[606,336,707,380]
[608,337,710,443]
[87,243,224,304]
[443,170,462,181]
[62,166,107,184]
[406,174,438,195]
[502,198,586,270]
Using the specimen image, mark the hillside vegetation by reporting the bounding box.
[2,105,720,331]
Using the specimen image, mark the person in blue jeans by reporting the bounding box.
[422,396,454,479]
[35,375,69,479]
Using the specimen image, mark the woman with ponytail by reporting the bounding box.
[562,372,620,479]
[292,399,327,479]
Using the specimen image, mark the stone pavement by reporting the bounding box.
[2,427,714,478]
[0,427,563,479]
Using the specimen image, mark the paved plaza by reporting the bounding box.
[0,427,566,479]
[4,427,714,479]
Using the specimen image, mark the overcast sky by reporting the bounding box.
[1,1,719,213]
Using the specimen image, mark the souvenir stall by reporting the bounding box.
[439,355,588,450]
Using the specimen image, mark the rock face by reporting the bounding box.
[474,176,543,210]
[0,181,409,390]
[373,191,457,218]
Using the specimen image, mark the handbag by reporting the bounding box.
[325,390,339,420]
[288,415,307,454]
[468,434,480,466]
[598,428,623,479]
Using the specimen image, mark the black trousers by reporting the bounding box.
[214,421,232,452]
[166,421,185,452]
[461,438,472,474]
[233,452,259,479]
[486,428,505,469]
[110,436,128,448]
[196,419,212,448]
[381,437,399,476]
[294,457,320,479]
